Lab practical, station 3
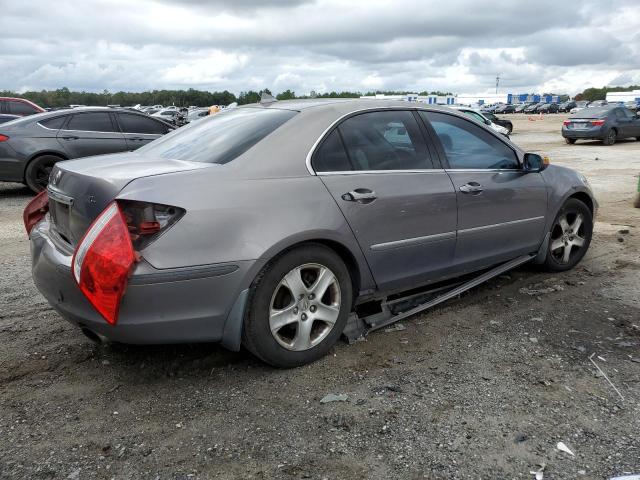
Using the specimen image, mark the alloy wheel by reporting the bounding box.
[549,212,587,264]
[269,263,341,351]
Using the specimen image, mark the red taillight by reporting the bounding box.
[563,120,571,126]
[23,190,49,235]
[591,120,605,126]
[0,134,9,142]
[72,202,135,325]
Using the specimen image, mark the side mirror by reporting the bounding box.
[523,153,548,172]
[485,119,491,126]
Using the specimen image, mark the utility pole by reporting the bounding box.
[495,74,500,94]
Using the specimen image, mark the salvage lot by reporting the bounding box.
[1,113,639,479]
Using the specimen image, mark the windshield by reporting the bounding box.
[138,107,297,164]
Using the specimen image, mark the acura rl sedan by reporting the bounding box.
[0,107,174,192]
[26,99,596,367]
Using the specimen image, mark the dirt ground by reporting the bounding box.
[1,113,639,479]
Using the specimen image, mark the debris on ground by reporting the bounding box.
[610,475,640,480]
[320,393,349,404]
[384,323,406,332]
[589,353,625,401]
[557,441,575,456]
[529,463,546,480]
[519,284,564,296]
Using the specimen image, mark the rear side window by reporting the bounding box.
[337,110,434,171]
[118,113,167,134]
[9,101,39,115]
[66,112,116,132]
[40,116,68,130]
[421,111,518,170]
[139,107,296,164]
[313,129,351,172]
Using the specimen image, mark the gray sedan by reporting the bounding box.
[0,107,174,192]
[562,106,640,145]
[27,100,596,367]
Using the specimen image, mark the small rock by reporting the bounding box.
[514,433,528,443]
[384,323,406,332]
[320,393,348,404]
[529,337,538,343]
[618,228,630,234]
[617,237,624,243]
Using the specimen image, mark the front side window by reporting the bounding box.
[337,110,433,171]
[421,111,519,170]
[139,107,296,164]
[118,113,167,134]
[66,112,116,132]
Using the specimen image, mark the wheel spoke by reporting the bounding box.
[572,235,585,248]
[282,267,308,299]
[311,267,335,299]
[292,319,313,350]
[314,303,340,325]
[562,245,572,263]
[559,216,570,233]
[550,238,564,252]
[570,214,583,233]
[269,304,298,333]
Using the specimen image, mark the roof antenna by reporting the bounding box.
[260,91,277,105]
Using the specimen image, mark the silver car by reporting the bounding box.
[27,99,596,367]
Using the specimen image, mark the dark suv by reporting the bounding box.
[0,97,45,117]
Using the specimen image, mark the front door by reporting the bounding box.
[57,111,127,159]
[312,109,458,292]
[115,112,168,150]
[420,111,548,271]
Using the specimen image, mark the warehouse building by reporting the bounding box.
[360,93,456,105]
[605,89,640,103]
[455,93,560,106]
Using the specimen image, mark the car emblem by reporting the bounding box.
[88,195,96,204]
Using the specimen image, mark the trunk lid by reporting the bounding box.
[47,152,211,247]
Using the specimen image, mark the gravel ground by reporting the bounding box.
[1,114,639,479]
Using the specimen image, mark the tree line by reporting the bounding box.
[0,87,454,109]
[575,85,640,102]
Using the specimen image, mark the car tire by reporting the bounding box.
[602,128,616,146]
[25,154,60,193]
[541,198,593,272]
[242,244,353,368]
[565,138,576,144]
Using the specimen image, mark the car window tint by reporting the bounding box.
[118,113,166,134]
[138,107,296,164]
[338,110,433,171]
[421,111,518,170]
[40,116,68,130]
[313,129,351,172]
[66,112,116,132]
[9,101,38,115]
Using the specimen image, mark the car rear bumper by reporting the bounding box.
[30,219,257,346]
[562,126,606,139]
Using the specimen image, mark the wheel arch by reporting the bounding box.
[568,191,594,214]
[23,150,68,181]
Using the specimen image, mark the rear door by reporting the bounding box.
[56,111,127,158]
[115,112,170,149]
[420,110,548,271]
[314,109,458,292]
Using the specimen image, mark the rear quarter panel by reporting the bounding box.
[118,168,376,293]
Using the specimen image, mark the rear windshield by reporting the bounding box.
[138,107,297,164]
[571,107,612,118]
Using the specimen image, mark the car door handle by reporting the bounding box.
[459,182,483,194]
[61,135,79,141]
[341,188,377,204]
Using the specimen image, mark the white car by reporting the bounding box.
[451,106,510,137]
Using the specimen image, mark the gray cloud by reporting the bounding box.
[0,0,638,95]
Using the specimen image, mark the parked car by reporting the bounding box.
[562,106,640,145]
[0,114,20,125]
[524,103,545,114]
[481,104,500,114]
[494,104,515,114]
[0,107,174,192]
[151,108,183,125]
[0,97,45,117]
[25,99,596,367]
[587,100,608,108]
[482,112,513,133]
[514,103,530,113]
[558,101,576,113]
[569,101,589,114]
[452,107,510,136]
[186,107,210,123]
[538,103,559,114]
[624,101,639,113]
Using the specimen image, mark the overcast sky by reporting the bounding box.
[2,0,639,96]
